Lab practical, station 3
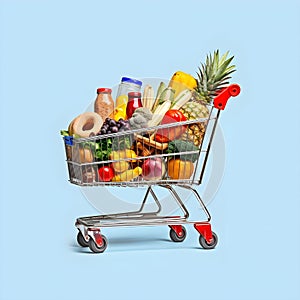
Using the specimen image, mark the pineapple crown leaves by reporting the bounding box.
[196,50,236,103]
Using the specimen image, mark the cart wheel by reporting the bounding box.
[77,231,89,247]
[199,232,218,249]
[169,226,187,242]
[88,235,108,253]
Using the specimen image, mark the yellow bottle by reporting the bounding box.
[112,95,128,120]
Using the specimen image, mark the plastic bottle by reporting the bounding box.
[94,88,114,121]
[113,77,142,120]
[116,77,142,98]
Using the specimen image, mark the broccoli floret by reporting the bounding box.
[166,140,199,162]
[129,107,153,130]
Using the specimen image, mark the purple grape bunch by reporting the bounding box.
[98,118,130,135]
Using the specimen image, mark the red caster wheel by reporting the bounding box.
[169,226,187,242]
[199,231,218,249]
[88,235,108,253]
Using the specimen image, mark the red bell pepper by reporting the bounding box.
[155,110,187,143]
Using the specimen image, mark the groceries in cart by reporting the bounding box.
[61,50,239,186]
[61,49,241,253]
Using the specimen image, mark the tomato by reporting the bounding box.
[98,165,114,182]
[155,110,187,143]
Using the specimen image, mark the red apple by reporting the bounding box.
[142,158,166,181]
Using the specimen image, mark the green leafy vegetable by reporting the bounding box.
[94,138,113,161]
[94,135,132,161]
[166,140,199,162]
[61,128,133,162]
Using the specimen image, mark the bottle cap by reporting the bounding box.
[128,92,142,98]
[121,77,142,86]
[97,88,112,94]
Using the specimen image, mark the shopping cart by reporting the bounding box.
[62,83,241,253]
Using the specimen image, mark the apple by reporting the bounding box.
[142,158,166,181]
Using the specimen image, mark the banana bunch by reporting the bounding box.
[112,166,142,182]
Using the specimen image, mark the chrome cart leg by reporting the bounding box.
[159,185,189,242]
[103,185,161,217]
[77,186,162,223]
[177,185,218,249]
[136,185,162,215]
[177,185,211,221]
[160,184,189,219]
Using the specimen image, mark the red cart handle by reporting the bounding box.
[213,84,241,110]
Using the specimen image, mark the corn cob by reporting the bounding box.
[151,81,166,112]
[147,87,174,127]
[112,167,142,182]
[171,89,193,110]
[142,85,154,110]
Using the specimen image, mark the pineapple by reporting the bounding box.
[180,99,209,146]
[195,50,236,103]
[179,50,236,146]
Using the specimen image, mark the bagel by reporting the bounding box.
[68,112,103,138]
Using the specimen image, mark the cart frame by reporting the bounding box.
[63,84,241,253]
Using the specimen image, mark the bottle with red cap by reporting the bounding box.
[94,88,114,122]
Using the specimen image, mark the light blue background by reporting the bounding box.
[1,0,300,300]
